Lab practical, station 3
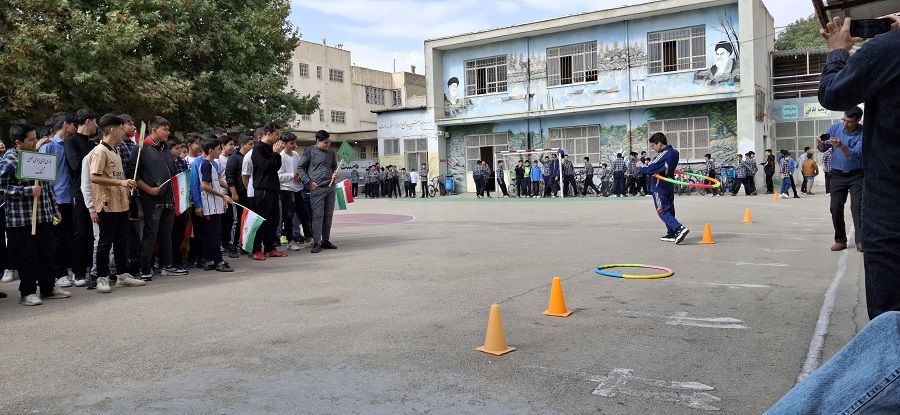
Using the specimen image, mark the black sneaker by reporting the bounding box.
[86,279,97,290]
[215,262,234,273]
[203,261,216,271]
[321,241,338,250]
[674,226,690,245]
[310,243,322,254]
[660,233,677,242]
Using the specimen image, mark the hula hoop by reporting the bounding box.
[594,264,674,280]
[654,171,721,189]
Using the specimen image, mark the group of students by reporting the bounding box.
[0,109,341,306]
[356,162,430,199]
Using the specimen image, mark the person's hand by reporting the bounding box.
[829,138,844,149]
[195,208,203,217]
[880,13,900,31]
[273,141,285,153]
[90,212,99,223]
[122,179,136,189]
[820,16,863,52]
[222,195,233,206]
[331,171,338,182]
[308,182,318,190]
[54,211,62,223]
[31,184,42,199]
[148,186,161,196]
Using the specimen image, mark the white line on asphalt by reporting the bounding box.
[763,248,808,253]
[618,310,749,329]
[707,282,771,288]
[701,259,789,267]
[797,230,853,384]
[589,368,722,411]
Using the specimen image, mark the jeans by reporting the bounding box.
[95,211,130,280]
[829,171,863,245]
[764,311,900,414]
[780,176,793,196]
[652,190,682,234]
[7,223,55,297]
[309,186,336,243]
[140,202,175,274]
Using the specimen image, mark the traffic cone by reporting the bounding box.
[773,193,779,204]
[743,208,753,223]
[701,223,715,244]
[476,304,516,356]
[543,276,573,317]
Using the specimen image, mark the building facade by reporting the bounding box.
[420,0,774,192]
[287,39,426,165]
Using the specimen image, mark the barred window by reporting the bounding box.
[316,66,322,79]
[548,125,601,164]
[360,146,367,160]
[547,41,598,87]
[331,110,345,124]
[464,133,508,171]
[392,90,402,106]
[648,26,706,74]
[301,113,311,121]
[298,63,309,78]
[465,56,507,96]
[319,108,325,122]
[366,86,385,104]
[647,117,710,161]
[383,139,399,155]
[329,68,344,82]
[404,138,426,169]
[774,119,842,158]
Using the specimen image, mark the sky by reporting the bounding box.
[289,0,813,74]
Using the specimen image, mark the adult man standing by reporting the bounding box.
[298,130,339,254]
[762,149,776,194]
[40,114,77,287]
[817,108,864,252]
[65,109,99,287]
[249,122,287,260]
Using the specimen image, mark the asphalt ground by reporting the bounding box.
[0,191,867,414]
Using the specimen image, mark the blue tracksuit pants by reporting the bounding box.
[653,189,682,234]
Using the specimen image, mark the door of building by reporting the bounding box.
[480,146,496,192]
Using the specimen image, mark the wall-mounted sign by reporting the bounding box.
[804,103,831,118]
[782,105,799,120]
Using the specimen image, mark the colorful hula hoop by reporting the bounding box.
[654,171,721,189]
[594,264,675,280]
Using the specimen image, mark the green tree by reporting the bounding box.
[0,0,317,133]
[775,15,826,51]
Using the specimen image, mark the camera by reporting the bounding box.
[820,133,831,142]
[850,18,892,39]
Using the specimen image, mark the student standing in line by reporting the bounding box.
[561,155,576,197]
[420,162,430,198]
[249,122,287,260]
[198,137,234,272]
[611,153,626,197]
[407,168,418,198]
[530,159,542,198]
[514,160,526,197]
[297,130,339,254]
[64,109,99,287]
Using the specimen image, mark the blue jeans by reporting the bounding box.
[765,311,900,414]
[652,190,682,234]
[780,175,793,195]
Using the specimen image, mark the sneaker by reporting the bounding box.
[203,261,216,271]
[310,243,322,253]
[674,226,690,245]
[280,235,289,244]
[287,241,301,251]
[215,262,234,273]
[139,273,154,282]
[56,275,73,288]
[116,274,146,288]
[321,241,338,250]
[660,234,677,242]
[2,269,18,283]
[251,252,267,261]
[19,294,42,306]
[227,247,240,258]
[73,277,87,287]
[161,266,188,276]
[42,287,71,299]
[780,193,790,199]
[96,277,112,293]
[86,279,97,290]
[266,249,288,258]
[301,238,315,248]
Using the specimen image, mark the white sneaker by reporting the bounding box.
[780,193,790,199]
[42,287,71,299]
[2,269,17,283]
[301,238,314,248]
[116,273,146,288]
[73,277,87,287]
[56,275,73,288]
[287,241,301,251]
[19,294,42,306]
[97,277,112,293]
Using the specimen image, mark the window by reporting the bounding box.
[301,113,311,121]
[465,56,507,96]
[329,69,344,82]
[392,90,402,106]
[331,110,346,124]
[404,138,427,170]
[319,108,325,122]
[464,133,508,171]
[366,86,385,104]
[360,146,367,159]
[648,26,706,74]
[316,66,322,79]
[647,117,710,161]
[298,63,309,78]
[547,42,598,87]
[548,125,601,164]
[383,139,399,155]
[774,119,841,158]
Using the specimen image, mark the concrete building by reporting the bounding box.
[286,39,426,165]
[415,0,775,193]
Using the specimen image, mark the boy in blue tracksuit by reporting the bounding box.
[639,132,689,244]
[530,160,542,198]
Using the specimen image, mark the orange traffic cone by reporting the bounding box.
[543,276,573,317]
[476,304,516,356]
[743,208,753,223]
[773,192,779,204]
[701,223,715,244]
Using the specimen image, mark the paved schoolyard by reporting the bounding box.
[0,193,867,414]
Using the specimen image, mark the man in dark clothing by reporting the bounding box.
[297,130,339,254]
[761,149,776,194]
[818,14,900,319]
[64,109,98,286]
[225,133,252,257]
[249,122,286,260]
[514,160,526,197]
[582,156,600,196]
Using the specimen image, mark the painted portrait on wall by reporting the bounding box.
[444,77,473,117]
[694,41,740,86]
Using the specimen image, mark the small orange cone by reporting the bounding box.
[543,276,573,317]
[743,208,753,223]
[476,304,516,356]
[773,193,779,204]
[701,223,715,244]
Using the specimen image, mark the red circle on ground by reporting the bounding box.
[332,213,414,228]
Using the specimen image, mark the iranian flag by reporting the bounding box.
[238,207,266,252]
[172,171,190,215]
[341,179,354,203]
[334,179,353,211]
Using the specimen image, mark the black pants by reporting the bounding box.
[95,211,130,280]
[421,181,429,197]
[626,176,640,195]
[0,205,7,271]
[351,182,358,197]
[747,175,757,194]
[8,223,55,297]
[71,197,94,279]
[204,214,223,263]
[220,202,233,248]
[172,210,189,265]
[252,189,280,253]
[801,176,808,193]
[393,178,402,197]
[732,177,750,195]
[141,202,175,274]
[475,176,485,197]
[543,177,552,196]
[562,175,576,197]
[497,178,510,197]
[582,175,599,195]
[789,174,799,197]
[613,173,625,196]
[404,181,413,197]
[765,170,775,193]
[705,171,718,195]
[862,218,900,319]
[825,172,832,194]
[532,181,540,197]
[127,217,142,276]
[280,190,311,242]
[829,171,863,245]
[52,203,74,278]
[188,207,205,264]
[516,178,527,196]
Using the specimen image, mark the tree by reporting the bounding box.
[0,0,318,134]
[775,15,826,51]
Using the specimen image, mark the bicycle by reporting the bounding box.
[427,175,446,197]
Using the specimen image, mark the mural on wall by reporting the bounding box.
[694,12,741,86]
[443,77,474,117]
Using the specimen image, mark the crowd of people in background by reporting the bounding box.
[0,110,340,306]
[358,161,431,199]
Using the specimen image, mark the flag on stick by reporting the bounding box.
[172,171,190,215]
[238,206,265,252]
[341,179,354,203]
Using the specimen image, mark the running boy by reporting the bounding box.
[639,133,689,244]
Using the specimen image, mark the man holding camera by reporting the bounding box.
[817,107,863,253]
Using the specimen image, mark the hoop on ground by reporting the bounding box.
[655,171,721,189]
[594,264,674,279]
